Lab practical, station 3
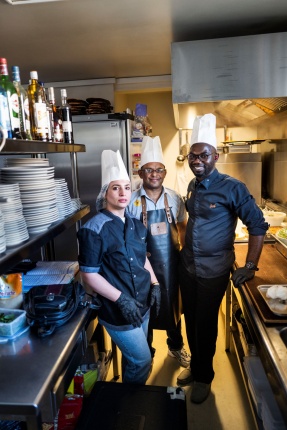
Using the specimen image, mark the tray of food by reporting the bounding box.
[257,285,287,316]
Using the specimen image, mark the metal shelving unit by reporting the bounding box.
[0,138,89,274]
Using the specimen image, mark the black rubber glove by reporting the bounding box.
[231,267,256,288]
[115,293,143,327]
[150,284,161,317]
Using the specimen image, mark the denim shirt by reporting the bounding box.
[128,186,186,223]
[181,169,268,278]
[77,209,151,326]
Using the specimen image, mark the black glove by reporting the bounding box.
[150,284,161,317]
[231,267,256,288]
[115,293,143,327]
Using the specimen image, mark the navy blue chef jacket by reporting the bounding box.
[78,209,151,328]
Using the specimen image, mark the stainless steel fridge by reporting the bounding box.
[48,112,134,260]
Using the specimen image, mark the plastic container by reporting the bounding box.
[0,308,26,337]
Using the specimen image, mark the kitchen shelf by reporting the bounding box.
[268,139,287,144]
[1,138,86,154]
[0,205,89,274]
[0,138,88,275]
[221,140,265,145]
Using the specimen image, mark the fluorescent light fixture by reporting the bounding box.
[4,0,65,4]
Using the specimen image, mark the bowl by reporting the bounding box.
[262,211,286,227]
[275,228,287,246]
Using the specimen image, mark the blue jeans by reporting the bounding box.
[103,312,151,384]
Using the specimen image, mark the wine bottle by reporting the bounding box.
[48,87,63,143]
[0,81,12,139]
[0,58,20,139]
[11,66,32,140]
[59,89,74,143]
[39,82,53,142]
[27,71,49,141]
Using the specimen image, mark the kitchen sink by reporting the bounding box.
[280,327,287,347]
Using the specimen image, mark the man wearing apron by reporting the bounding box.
[128,136,190,368]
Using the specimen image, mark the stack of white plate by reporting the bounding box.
[0,210,6,254]
[0,167,59,234]
[5,158,50,168]
[55,178,76,219]
[0,183,29,247]
[71,198,82,211]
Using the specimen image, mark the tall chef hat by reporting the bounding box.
[140,136,165,167]
[96,150,130,211]
[190,113,217,148]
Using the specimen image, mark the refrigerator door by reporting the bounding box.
[48,115,130,260]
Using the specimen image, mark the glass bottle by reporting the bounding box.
[0,81,12,139]
[48,87,63,142]
[59,89,74,143]
[0,58,20,139]
[27,71,49,141]
[39,82,53,142]
[11,66,32,140]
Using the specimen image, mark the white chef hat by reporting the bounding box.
[190,113,217,148]
[101,149,129,186]
[140,136,165,167]
[96,150,130,211]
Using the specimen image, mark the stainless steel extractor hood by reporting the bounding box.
[171,32,287,129]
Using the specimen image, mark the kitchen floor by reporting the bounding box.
[106,306,256,430]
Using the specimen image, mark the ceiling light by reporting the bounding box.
[4,0,65,4]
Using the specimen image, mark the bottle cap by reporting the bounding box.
[11,66,20,81]
[61,89,67,97]
[30,71,38,80]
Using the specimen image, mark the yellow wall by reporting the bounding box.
[115,91,192,195]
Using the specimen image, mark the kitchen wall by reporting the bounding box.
[115,90,187,193]
[46,77,286,203]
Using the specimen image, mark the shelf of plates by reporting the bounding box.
[0,139,89,275]
[1,139,86,155]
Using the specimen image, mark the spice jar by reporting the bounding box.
[132,153,141,173]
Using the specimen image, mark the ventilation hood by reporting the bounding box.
[171,32,287,129]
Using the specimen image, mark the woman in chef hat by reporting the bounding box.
[78,149,161,384]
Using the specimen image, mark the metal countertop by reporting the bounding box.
[0,305,92,428]
[234,243,287,425]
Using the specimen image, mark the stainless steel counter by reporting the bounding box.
[0,305,95,430]
[233,243,287,425]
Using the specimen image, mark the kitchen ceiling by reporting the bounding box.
[1,0,287,85]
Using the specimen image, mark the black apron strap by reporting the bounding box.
[164,193,173,224]
[141,195,148,228]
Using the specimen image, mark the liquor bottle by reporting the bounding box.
[0,58,20,139]
[11,66,32,140]
[27,71,49,141]
[0,81,12,139]
[59,89,74,143]
[39,82,53,142]
[48,87,63,142]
